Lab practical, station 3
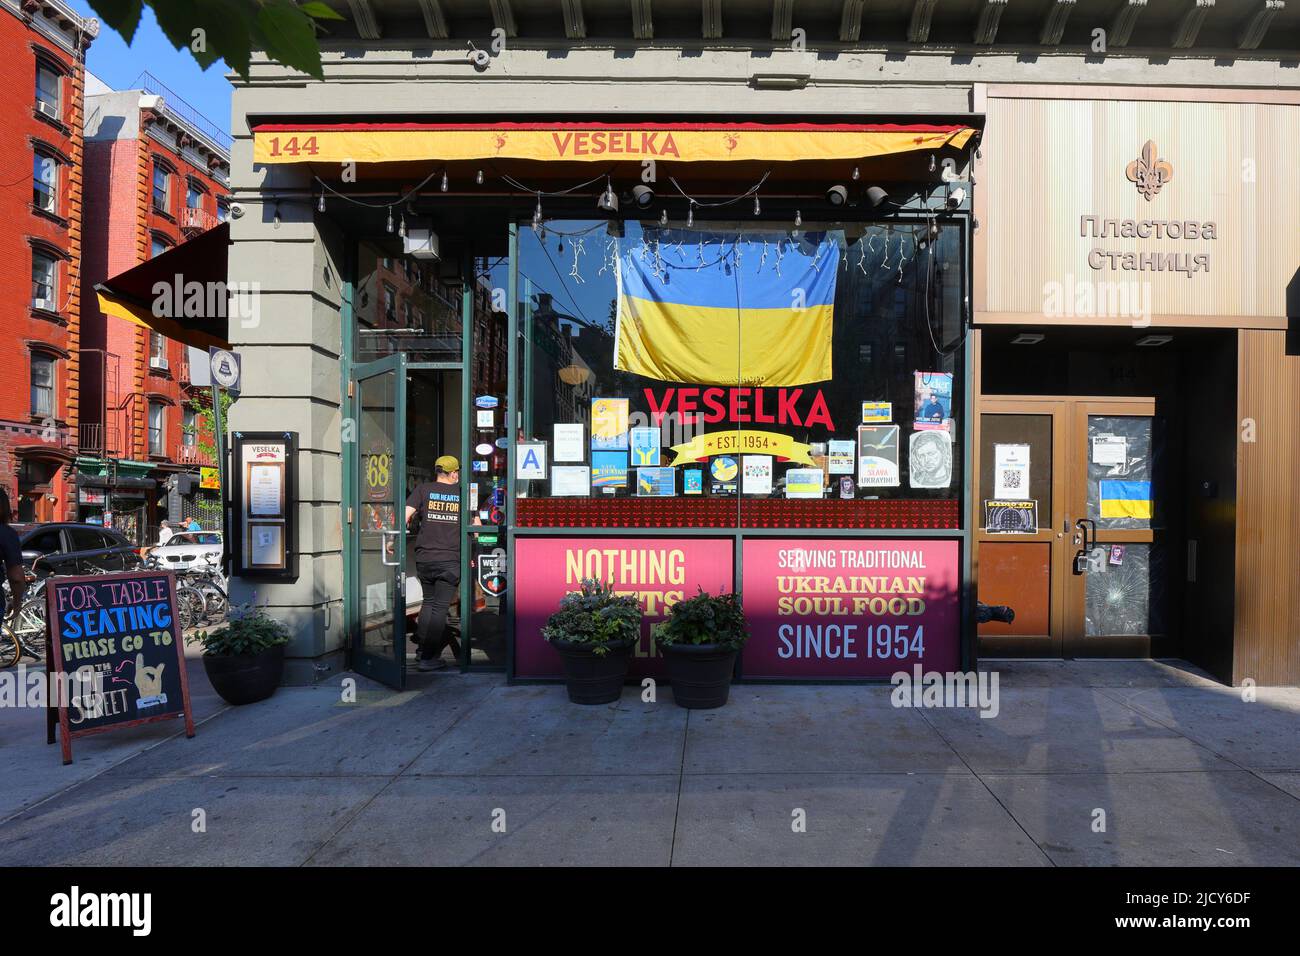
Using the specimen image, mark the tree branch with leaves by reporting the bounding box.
[87,0,345,80]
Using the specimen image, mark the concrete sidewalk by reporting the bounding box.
[2,659,1298,866]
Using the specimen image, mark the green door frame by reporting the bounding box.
[349,351,408,688]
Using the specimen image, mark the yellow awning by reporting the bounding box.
[253,121,976,165]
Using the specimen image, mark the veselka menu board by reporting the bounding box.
[46,571,195,764]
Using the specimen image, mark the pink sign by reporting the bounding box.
[514,537,735,679]
[741,539,961,678]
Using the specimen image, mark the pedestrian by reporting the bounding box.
[158,520,174,546]
[0,488,26,629]
[404,455,462,671]
[187,517,201,532]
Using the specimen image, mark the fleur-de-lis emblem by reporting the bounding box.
[723,133,739,153]
[1125,140,1173,201]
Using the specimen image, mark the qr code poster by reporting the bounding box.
[984,499,1039,534]
[993,443,1031,500]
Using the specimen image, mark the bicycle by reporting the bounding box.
[1,572,48,668]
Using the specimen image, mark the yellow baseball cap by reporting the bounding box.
[435,455,460,473]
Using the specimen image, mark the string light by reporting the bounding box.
[659,209,668,226]
[273,201,281,227]
[686,200,694,228]
[476,169,484,185]
[398,212,407,239]
[532,193,543,232]
[852,166,860,181]
[753,194,761,216]
[794,209,802,228]
[386,206,394,233]
[317,191,325,212]
[440,170,449,192]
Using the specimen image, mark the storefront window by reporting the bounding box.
[513,218,965,529]
[354,241,462,363]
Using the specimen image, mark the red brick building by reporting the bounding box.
[0,0,96,522]
[79,72,230,542]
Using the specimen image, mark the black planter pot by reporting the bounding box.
[661,642,738,709]
[550,637,635,705]
[202,644,285,706]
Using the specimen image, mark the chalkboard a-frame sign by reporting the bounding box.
[46,571,195,764]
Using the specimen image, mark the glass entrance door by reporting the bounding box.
[352,353,407,688]
[1064,399,1164,658]
[976,396,1168,660]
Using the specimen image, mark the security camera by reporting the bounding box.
[467,43,491,70]
[229,202,245,219]
[825,185,848,206]
[945,187,967,209]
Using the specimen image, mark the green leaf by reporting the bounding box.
[255,0,325,80]
[86,0,145,45]
[300,1,346,21]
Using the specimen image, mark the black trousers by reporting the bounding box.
[415,560,459,661]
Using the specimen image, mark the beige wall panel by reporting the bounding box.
[978,94,1300,327]
[1235,331,1300,687]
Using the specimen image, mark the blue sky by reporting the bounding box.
[70,1,233,135]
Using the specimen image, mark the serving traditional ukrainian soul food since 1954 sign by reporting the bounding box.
[740,540,960,678]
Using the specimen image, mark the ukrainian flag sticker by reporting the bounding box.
[1099,480,1153,519]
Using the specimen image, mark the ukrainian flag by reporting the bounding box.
[1099,480,1153,519]
[615,229,837,386]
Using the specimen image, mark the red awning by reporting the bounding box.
[94,223,232,351]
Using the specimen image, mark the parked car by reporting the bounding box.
[11,523,144,577]
[149,531,223,571]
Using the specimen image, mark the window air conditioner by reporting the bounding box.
[150,355,170,371]
[36,100,59,119]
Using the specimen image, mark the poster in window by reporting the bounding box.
[857,425,900,487]
[516,441,547,480]
[984,499,1038,533]
[785,468,824,498]
[914,371,953,431]
[629,426,661,466]
[636,467,676,497]
[553,423,584,462]
[551,466,590,497]
[827,439,855,474]
[742,455,773,495]
[993,443,1031,500]
[683,469,703,495]
[909,429,952,489]
[591,397,629,450]
[591,451,628,488]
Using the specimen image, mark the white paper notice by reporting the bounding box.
[553,424,584,462]
[1092,435,1127,467]
[249,465,282,516]
[827,440,855,474]
[516,442,546,480]
[993,444,1031,500]
[476,409,494,428]
[250,524,282,566]
[551,466,590,497]
[742,456,773,495]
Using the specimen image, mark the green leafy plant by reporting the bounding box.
[542,578,642,656]
[88,0,345,81]
[188,603,290,656]
[653,589,749,651]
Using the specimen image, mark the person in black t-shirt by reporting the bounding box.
[0,488,26,628]
[405,455,463,671]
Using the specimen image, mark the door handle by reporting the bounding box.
[379,529,402,567]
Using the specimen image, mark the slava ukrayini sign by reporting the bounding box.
[46,571,195,764]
